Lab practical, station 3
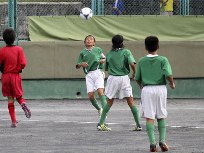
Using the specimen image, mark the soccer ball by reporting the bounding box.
[80,7,93,20]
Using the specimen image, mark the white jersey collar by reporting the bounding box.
[86,47,94,52]
[147,54,158,57]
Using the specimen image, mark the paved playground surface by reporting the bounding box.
[0,99,204,153]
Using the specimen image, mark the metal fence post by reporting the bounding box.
[8,0,14,28]
[91,0,97,15]
[14,0,17,32]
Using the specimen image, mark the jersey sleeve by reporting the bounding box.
[76,52,83,65]
[162,57,173,77]
[0,49,4,72]
[0,48,3,64]
[19,47,26,69]
[101,53,106,59]
[127,50,136,64]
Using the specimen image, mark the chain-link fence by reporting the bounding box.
[0,0,204,41]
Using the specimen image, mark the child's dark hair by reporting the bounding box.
[112,34,124,50]
[84,35,95,42]
[3,28,16,46]
[145,36,159,52]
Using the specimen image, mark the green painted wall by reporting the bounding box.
[0,78,203,100]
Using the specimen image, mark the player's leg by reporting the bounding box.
[7,96,17,127]
[95,70,107,109]
[86,73,101,114]
[97,88,107,109]
[141,86,158,152]
[97,98,113,131]
[2,74,17,127]
[97,75,118,131]
[16,96,31,119]
[156,85,168,151]
[146,118,157,152]
[157,118,168,152]
[120,75,141,130]
[88,92,101,115]
[126,97,142,131]
[12,74,31,119]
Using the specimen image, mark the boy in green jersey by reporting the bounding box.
[97,34,141,131]
[135,36,175,152]
[76,35,107,117]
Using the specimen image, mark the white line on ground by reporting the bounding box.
[1,118,204,129]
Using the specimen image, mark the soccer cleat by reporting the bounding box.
[150,144,157,152]
[133,126,142,131]
[97,123,109,128]
[159,142,169,152]
[97,124,111,131]
[11,122,17,128]
[21,103,31,119]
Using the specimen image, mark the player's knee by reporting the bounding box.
[97,88,104,96]
[16,96,26,104]
[88,92,95,100]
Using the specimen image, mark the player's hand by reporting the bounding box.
[81,62,89,68]
[169,82,175,89]
[99,59,105,64]
[130,73,135,80]
[139,84,143,89]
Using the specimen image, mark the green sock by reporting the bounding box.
[146,122,156,144]
[90,99,101,111]
[130,105,140,127]
[158,119,166,142]
[99,95,107,108]
[99,104,110,125]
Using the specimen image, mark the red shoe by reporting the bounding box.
[150,144,157,152]
[21,103,31,118]
[159,142,169,152]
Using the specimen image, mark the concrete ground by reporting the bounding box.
[0,99,204,153]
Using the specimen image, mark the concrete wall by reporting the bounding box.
[19,41,204,79]
[0,78,203,100]
[0,41,203,99]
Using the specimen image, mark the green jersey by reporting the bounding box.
[135,55,172,86]
[105,48,136,76]
[77,47,105,74]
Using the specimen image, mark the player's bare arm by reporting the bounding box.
[130,62,136,80]
[76,62,89,69]
[167,76,175,89]
[136,80,143,89]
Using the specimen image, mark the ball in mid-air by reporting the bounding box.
[80,7,93,20]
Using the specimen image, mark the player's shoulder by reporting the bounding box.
[80,48,86,53]
[158,55,168,61]
[16,45,23,50]
[138,56,147,61]
[10,45,23,51]
[122,48,133,55]
[93,46,102,51]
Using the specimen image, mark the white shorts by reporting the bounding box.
[105,75,133,99]
[140,85,167,120]
[86,69,104,93]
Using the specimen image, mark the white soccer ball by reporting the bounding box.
[80,7,93,20]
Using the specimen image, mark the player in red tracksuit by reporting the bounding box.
[0,28,31,128]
